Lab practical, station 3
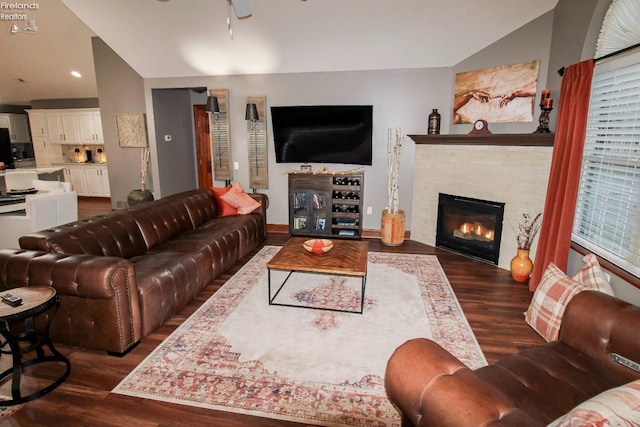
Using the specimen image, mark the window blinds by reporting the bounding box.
[572,50,640,277]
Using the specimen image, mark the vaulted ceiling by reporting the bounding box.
[0,0,559,105]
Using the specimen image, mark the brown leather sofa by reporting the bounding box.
[0,189,268,355]
[385,291,640,426]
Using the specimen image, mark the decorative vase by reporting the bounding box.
[381,209,405,246]
[127,189,154,207]
[510,248,533,283]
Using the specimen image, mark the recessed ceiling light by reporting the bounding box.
[71,71,82,78]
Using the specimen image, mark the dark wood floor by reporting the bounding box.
[4,198,544,426]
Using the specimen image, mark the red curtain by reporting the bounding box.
[529,60,595,291]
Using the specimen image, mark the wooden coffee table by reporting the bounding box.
[266,237,369,314]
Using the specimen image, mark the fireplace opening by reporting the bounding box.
[436,193,505,265]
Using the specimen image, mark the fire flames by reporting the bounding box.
[453,222,495,242]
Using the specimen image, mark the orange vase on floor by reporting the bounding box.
[510,249,533,283]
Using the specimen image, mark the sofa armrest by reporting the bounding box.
[249,193,269,235]
[385,338,543,427]
[560,290,640,382]
[249,193,269,218]
[0,249,142,354]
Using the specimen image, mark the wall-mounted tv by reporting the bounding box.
[271,105,373,165]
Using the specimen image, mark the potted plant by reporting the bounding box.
[381,128,405,246]
[127,148,154,207]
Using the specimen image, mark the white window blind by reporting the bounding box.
[572,49,640,277]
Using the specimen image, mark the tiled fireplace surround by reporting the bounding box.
[409,134,554,271]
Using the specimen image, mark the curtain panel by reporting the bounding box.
[529,60,595,291]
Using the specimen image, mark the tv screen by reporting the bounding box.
[271,105,373,165]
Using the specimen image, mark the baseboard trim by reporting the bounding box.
[266,224,411,240]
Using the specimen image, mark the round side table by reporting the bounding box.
[0,286,71,406]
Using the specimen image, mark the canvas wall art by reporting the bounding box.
[116,113,148,148]
[453,60,539,124]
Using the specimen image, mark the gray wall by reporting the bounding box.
[151,88,199,196]
[92,37,147,209]
[143,67,453,231]
[451,12,555,135]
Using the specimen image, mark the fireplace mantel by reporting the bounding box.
[408,133,554,147]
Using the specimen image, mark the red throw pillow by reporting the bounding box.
[210,185,238,217]
[220,182,261,215]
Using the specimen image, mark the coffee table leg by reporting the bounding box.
[359,275,367,314]
[268,269,294,305]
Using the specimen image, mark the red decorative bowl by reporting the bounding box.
[303,239,333,254]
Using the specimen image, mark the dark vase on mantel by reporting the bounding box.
[127,189,154,207]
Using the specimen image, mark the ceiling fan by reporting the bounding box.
[157,0,251,19]
[229,0,251,19]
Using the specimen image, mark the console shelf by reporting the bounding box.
[288,172,364,239]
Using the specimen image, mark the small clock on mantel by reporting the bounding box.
[469,119,492,135]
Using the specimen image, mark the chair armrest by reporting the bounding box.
[0,249,142,354]
[385,338,542,427]
[560,290,640,382]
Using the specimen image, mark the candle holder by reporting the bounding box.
[533,105,553,134]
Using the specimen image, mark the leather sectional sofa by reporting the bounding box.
[0,189,268,355]
[385,291,640,426]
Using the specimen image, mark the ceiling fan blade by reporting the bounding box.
[230,0,251,19]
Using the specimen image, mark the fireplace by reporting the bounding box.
[436,193,505,265]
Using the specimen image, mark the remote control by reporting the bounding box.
[1,293,22,307]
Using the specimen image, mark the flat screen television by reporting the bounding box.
[271,105,373,165]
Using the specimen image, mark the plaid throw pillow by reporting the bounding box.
[572,253,615,296]
[548,379,640,426]
[525,263,585,341]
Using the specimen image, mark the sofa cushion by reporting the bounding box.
[572,253,615,296]
[220,182,261,214]
[525,263,585,342]
[548,378,640,426]
[211,185,238,217]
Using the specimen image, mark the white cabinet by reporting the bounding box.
[47,112,80,144]
[31,138,52,167]
[63,166,87,195]
[84,165,110,197]
[27,111,47,139]
[77,111,104,144]
[0,113,30,143]
[63,164,110,197]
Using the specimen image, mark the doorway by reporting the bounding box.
[193,105,213,190]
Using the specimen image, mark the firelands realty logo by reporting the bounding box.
[1,2,39,34]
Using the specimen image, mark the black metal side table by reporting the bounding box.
[0,286,71,406]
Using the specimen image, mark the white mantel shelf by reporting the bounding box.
[408,133,555,147]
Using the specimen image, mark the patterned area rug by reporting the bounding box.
[113,246,486,426]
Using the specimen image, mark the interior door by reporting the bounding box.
[193,105,213,190]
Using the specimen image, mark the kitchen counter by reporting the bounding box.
[0,168,66,193]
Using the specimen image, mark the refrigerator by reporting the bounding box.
[0,128,14,169]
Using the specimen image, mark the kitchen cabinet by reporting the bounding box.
[0,113,30,144]
[31,138,52,167]
[77,111,104,144]
[47,111,81,144]
[84,165,110,196]
[26,111,47,139]
[63,166,87,195]
[62,164,110,197]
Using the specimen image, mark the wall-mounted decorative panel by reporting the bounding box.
[246,96,268,189]
[209,89,232,181]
